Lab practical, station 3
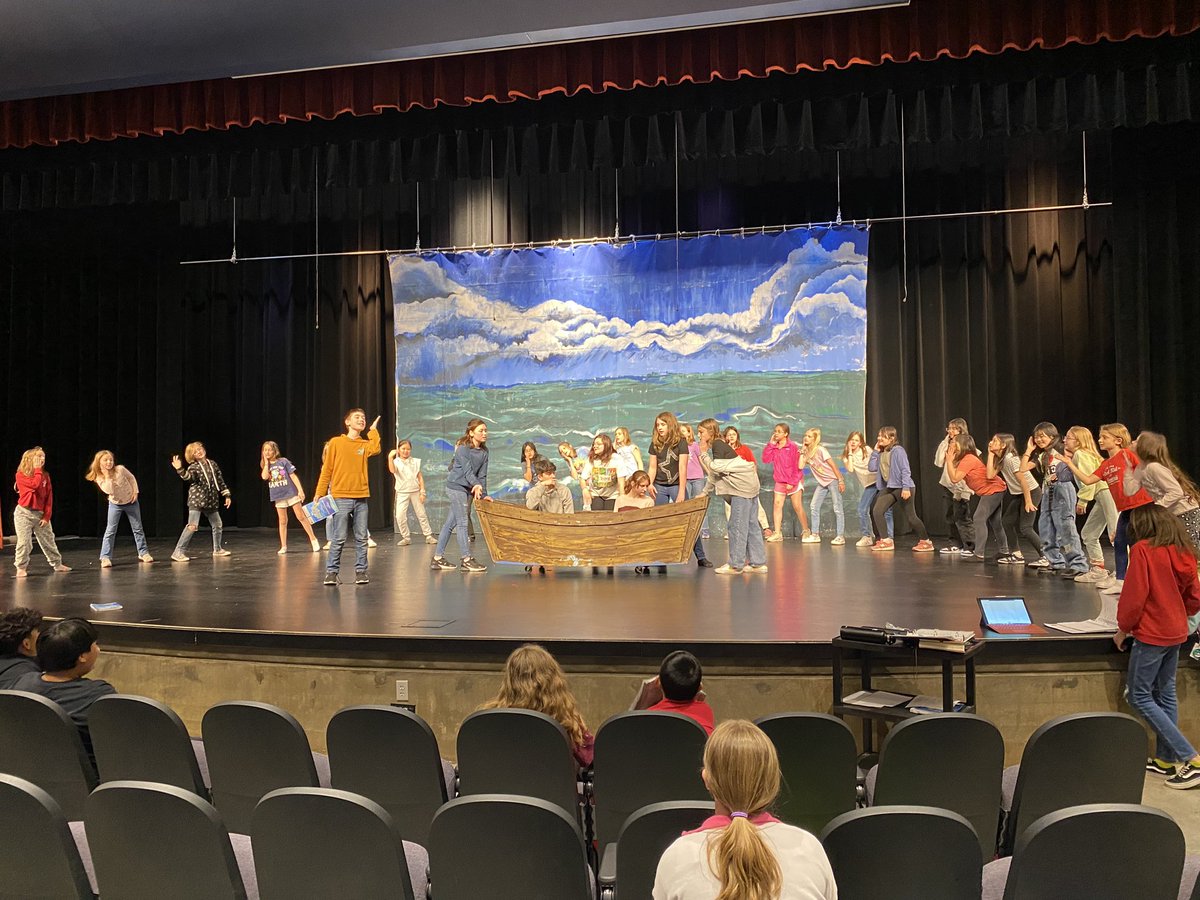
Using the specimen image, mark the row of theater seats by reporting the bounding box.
[0,689,1197,898]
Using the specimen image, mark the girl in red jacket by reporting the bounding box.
[1116,503,1200,789]
[13,447,71,577]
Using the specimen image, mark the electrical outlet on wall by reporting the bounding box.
[395,680,409,702]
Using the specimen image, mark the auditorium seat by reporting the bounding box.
[0,689,98,821]
[326,704,454,846]
[86,780,257,899]
[997,712,1144,856]
[865,713,1004,863]
[981,804,1184,899]
[755,712,858,834]
[252,787,428,900]
[598,800,713,900]
[201,700,330,834]
[0,773,97,899]
[429,794,595,900]
[90,694,210,798]
[821,806,982,900]
[592,711,709,852]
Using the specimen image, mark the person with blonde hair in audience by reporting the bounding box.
[653,719,837,900]
[480,643,594,768]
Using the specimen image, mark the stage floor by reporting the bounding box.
[4,529,1115,658]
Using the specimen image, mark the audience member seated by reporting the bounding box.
[635,650,715,735]
[0,606,43,689]
[14,617,115,764]
[652,720,837,900]
[481,643,595,768]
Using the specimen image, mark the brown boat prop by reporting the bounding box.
[476,495,710,567]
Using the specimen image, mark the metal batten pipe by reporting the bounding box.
[178,200,1112,265]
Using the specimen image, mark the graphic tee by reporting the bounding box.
[267,458,298,502]
[653,437,689,486]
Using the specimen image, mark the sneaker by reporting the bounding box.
[764,529,774,538]
[171,552,189,562]
[1064,569,1090,579]
[430,557,456,571]
[367,537,378,548]
[723,533,730,540]
[397,537,412,546]
[701,530,711,540]
[997,553,1020,565]
[1074,569,1108,582]
[635,565,650,575]
[1191,643,1200,662]
[460,557,487,573]
[322,541,331,550]
[277,547,288,555]
[697,558,714,568]
[53,564,72,573]
[212,549,232,557]
[139,554,154,563]
[714,564,743,574]
[801,533,821,544]
[967,553,985,562]
[424,535,437,544]
[1165,763,1200,790]
[765,532,783,543]
[913,540,935,553]
[959,548,975,557]
[1025,557,1051,569]
[1147,758,1177,776]
[831,536,846,546]
[746,564,769,573]
[939,546,961,555]
[1100,580,1125,595]
[1094,574,1119,590]
[872,539,895,552]
[324,572,339,586]
[355,571,369,584]
[100,558,113,568]
[310,538,321,552]
[854,536,871,547]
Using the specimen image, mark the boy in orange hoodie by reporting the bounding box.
[316,409,381,585]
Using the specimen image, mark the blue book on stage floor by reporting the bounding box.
[303,495,337,523]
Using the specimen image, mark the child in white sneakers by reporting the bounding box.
[801,428,845,545]
[388,439,436,546]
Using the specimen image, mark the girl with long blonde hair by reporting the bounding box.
[1126,431,1200,546]
[13,447,71,576]
[653,720,837,900]
[85,450,152,566]
[481,643,594,767]
[1065,426,1117,582]
[614,426,644,472]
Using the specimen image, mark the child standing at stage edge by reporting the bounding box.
[762,423,811,542]
[946,434,1009,562]
[13,447,71,576]
[85,450,153,566]
[260,442,321,555]
[1116,503,1200,789]
[432,418,490,573]
[647,411,712,569]
[388,439,436,546]
[698,418,767,574]
[170,442,232,562]
[845,431,892,547]
[868,426,934,552]
[801,428,846,545]
[315,409,382,586]
[934,418,975,555]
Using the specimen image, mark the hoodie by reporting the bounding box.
[1117,541,1200,646]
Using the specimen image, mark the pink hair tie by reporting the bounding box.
[729,812,749,819]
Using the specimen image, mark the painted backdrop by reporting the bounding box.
[389,227,869,532]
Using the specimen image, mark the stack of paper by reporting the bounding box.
[842,690,915,708]
[1045,594,1119,634]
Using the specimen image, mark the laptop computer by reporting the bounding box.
[977,596,1049,635]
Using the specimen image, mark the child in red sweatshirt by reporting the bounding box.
[1116,503,1200,789]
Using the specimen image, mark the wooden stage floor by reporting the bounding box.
[4,529,1116,661]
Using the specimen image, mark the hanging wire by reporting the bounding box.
[614,169,621,240]
[314,157,321,330]
[1081,131,1090,209]
[674,117,681,236]
[229,197,238,264]
[414,181,422,252]
[900,107,908,304]
[835,151,843,227]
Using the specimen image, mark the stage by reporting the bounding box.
[6,528,1116,663]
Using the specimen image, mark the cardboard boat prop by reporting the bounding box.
[476,495,709,566]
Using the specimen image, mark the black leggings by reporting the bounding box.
[872,488,929,541]
[1001,488,1044,559]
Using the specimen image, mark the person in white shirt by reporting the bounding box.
[653,720,838,900]
[388,439,436,546]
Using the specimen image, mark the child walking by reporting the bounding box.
[845,431,892,547]
[762,423,811,541]
[801,428,846,545]
[170,442,232,561]
[1115,503,1200,789]
[946,434,1010,562]
[388,439,436,546]
[867,427,934,552]
[85,450,152,566]
[431,418,490,573]
[13,447,71,576]
[260,442,321,554]
[1065,426,1117,582]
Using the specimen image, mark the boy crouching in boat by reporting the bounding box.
[525,459,575,573]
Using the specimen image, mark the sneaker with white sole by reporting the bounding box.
[913,540,935,552]
[1074,568,1109,583]
[100,558,113,568]
[1025,557,1051,569]
[324,572,339,586]
[424,535,438,544]
[1100,580,1124,595]
[959,548,975,557]
[171,552,189,562]
[997,553,1020,565]
[397,537,412,546]
[872,539,895,552]
[1147,758,1177,776]
[802,533,821,544]
[856,536,873,547]
[355,571,370,584]
[714,564,743,574]
[430,557,456,571]
[939,546,961,555]
[139,554,154,563]
[765,532,783,543]
[310,539,321,552]
[1165,763,1200,790]
[460,557,487,573]
[212,549,231,557]
[367,538,378,548]
[746,564,769,573]
[277,547,288,555]
[831,536,845,546]
[322,541,331,550]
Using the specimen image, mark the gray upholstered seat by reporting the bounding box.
[90,694,210,797]
[598,800,713,900]
[755,712,858,834]
[0,773,96,899]
[0,689,98,821]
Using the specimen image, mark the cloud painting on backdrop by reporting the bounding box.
[389,227,868,529]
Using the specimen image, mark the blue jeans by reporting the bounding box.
[810,483,845,537]
[436,488,472,559]
[686,478,712,537]
[174,508,223,555]
[327,498,369,574]
[858,485,892,538]
[1127,640,1197,763]
[1039,481,1086,572]
[727,495,766,568]
[101,501,148,559]
[653,482,707,561]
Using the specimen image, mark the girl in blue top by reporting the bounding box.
[431,418,490,573]
[867,426,934,552]
[260,441,321,555]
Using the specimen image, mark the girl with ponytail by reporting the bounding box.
[653,720,837,900]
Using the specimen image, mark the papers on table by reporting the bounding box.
[1044,594,1119,634]
[842,690,914,708]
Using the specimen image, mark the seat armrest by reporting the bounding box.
[598,842,617,885]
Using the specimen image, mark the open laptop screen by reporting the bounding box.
[978,596,1032,626]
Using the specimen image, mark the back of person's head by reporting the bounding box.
[659,650,702,701]
[36,618,99,675]
[1129,503,1199,558]
[534,458,557,479]
[0,607,44,656]
[1135,431,1200,504]
[703,720,783,900]
[481,643,588,746]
